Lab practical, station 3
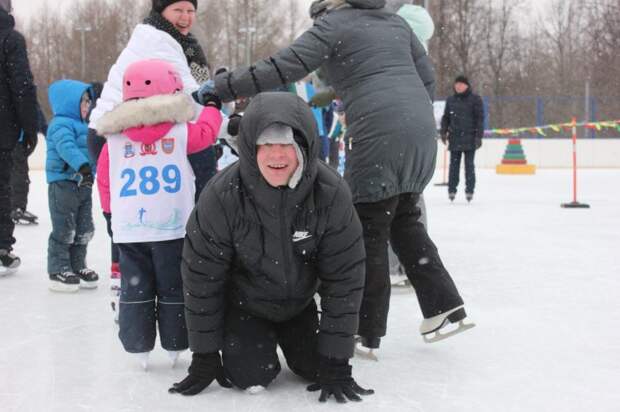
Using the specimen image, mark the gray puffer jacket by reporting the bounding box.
[214,0,437,203]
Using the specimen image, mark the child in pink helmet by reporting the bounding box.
[95,59,222,369]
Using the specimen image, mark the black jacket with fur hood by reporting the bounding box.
[214,0,437,203]
[0,9,38,150]
[182,92,366,359]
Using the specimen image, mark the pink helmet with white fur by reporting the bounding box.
[122,59,183,101]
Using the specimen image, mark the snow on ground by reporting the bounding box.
[1,168,619,412]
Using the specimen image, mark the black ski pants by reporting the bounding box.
[10,143,29,211]
[448,150,476,194]
[0,149,15,251]
[355,193,464,339]
[118,239,188,353]
[222,300,320,389]
[103,212,120,264]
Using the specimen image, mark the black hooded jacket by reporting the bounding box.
[0,9,38,150]
[214,0,437,203]
[440,87,484,152]
[182,92,366,359]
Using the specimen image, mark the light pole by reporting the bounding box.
[75,25,92,80]
[239,26,256,66]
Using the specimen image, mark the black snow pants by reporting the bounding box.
[222,300,320,389]
[10,143,29,211]
[448,150,476,195]
[188,146,217,202]
[103,212,120,264]
[117,239,188,353]
[0,149,15,251]
[355,193,464,340]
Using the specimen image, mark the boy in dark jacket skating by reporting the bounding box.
[171,92,373,403]
[440,75,484,202]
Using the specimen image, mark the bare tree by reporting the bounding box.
[481,0,522,126]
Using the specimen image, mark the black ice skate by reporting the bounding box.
[466,193,474,203]
[448,192,456,202]
[420,305,475,343]
[49,272,80,293]
[0,249,21,277]
[11,208,38,225]
[76,269,99,289]
[354,336,380,361]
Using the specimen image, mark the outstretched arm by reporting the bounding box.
[214,18,337,102]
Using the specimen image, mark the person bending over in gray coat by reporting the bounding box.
[170,92,373,403]
[198,0,473,354]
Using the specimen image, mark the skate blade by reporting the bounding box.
[423,321,476,344]
[0,268,18,277]
[48,283,79,293]
[79,280,99,289]
[354,346,379,362]
[14,219,38,225]
[391,281,413,289]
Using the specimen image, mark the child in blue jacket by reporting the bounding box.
[46,79,98,292]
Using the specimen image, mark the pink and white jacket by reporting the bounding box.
[94,93,222,213]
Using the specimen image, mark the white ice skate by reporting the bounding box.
[167,350,183,368]
[390,273,411,288]
[354,336,379,362]
[0,266,18,277]
[420,305,475,343]
[246,386,266,395]
[135,352,150,371]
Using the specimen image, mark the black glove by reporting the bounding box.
[475,136,483,150]
[307,357,374,403]
[214,144,224,161]
[169,352,232,396]
[77,164,94,188]
[227,114,242,137]
[193,81,222,110]
[23,132,38,157]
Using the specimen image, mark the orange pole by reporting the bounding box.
[571,117,578,203]
[561,117,590,208]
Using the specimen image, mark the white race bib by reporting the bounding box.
[108,124,195,243]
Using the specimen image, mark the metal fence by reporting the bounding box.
[479,96,620,138]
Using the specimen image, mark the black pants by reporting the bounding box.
[188,146,217,202]
[355,193,464,339]
[222,300,319,389]
[118,239,187,353]
[448,150,476,194]
[103,212,120,264]
[0,150,15,251]
[10,143,29,211]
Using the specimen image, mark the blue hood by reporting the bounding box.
[48,80,91,121]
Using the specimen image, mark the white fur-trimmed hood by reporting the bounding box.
[95,93,196,135]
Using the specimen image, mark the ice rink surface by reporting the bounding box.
[1,168,619,412]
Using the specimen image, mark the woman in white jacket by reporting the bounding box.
[89,0,218,200]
